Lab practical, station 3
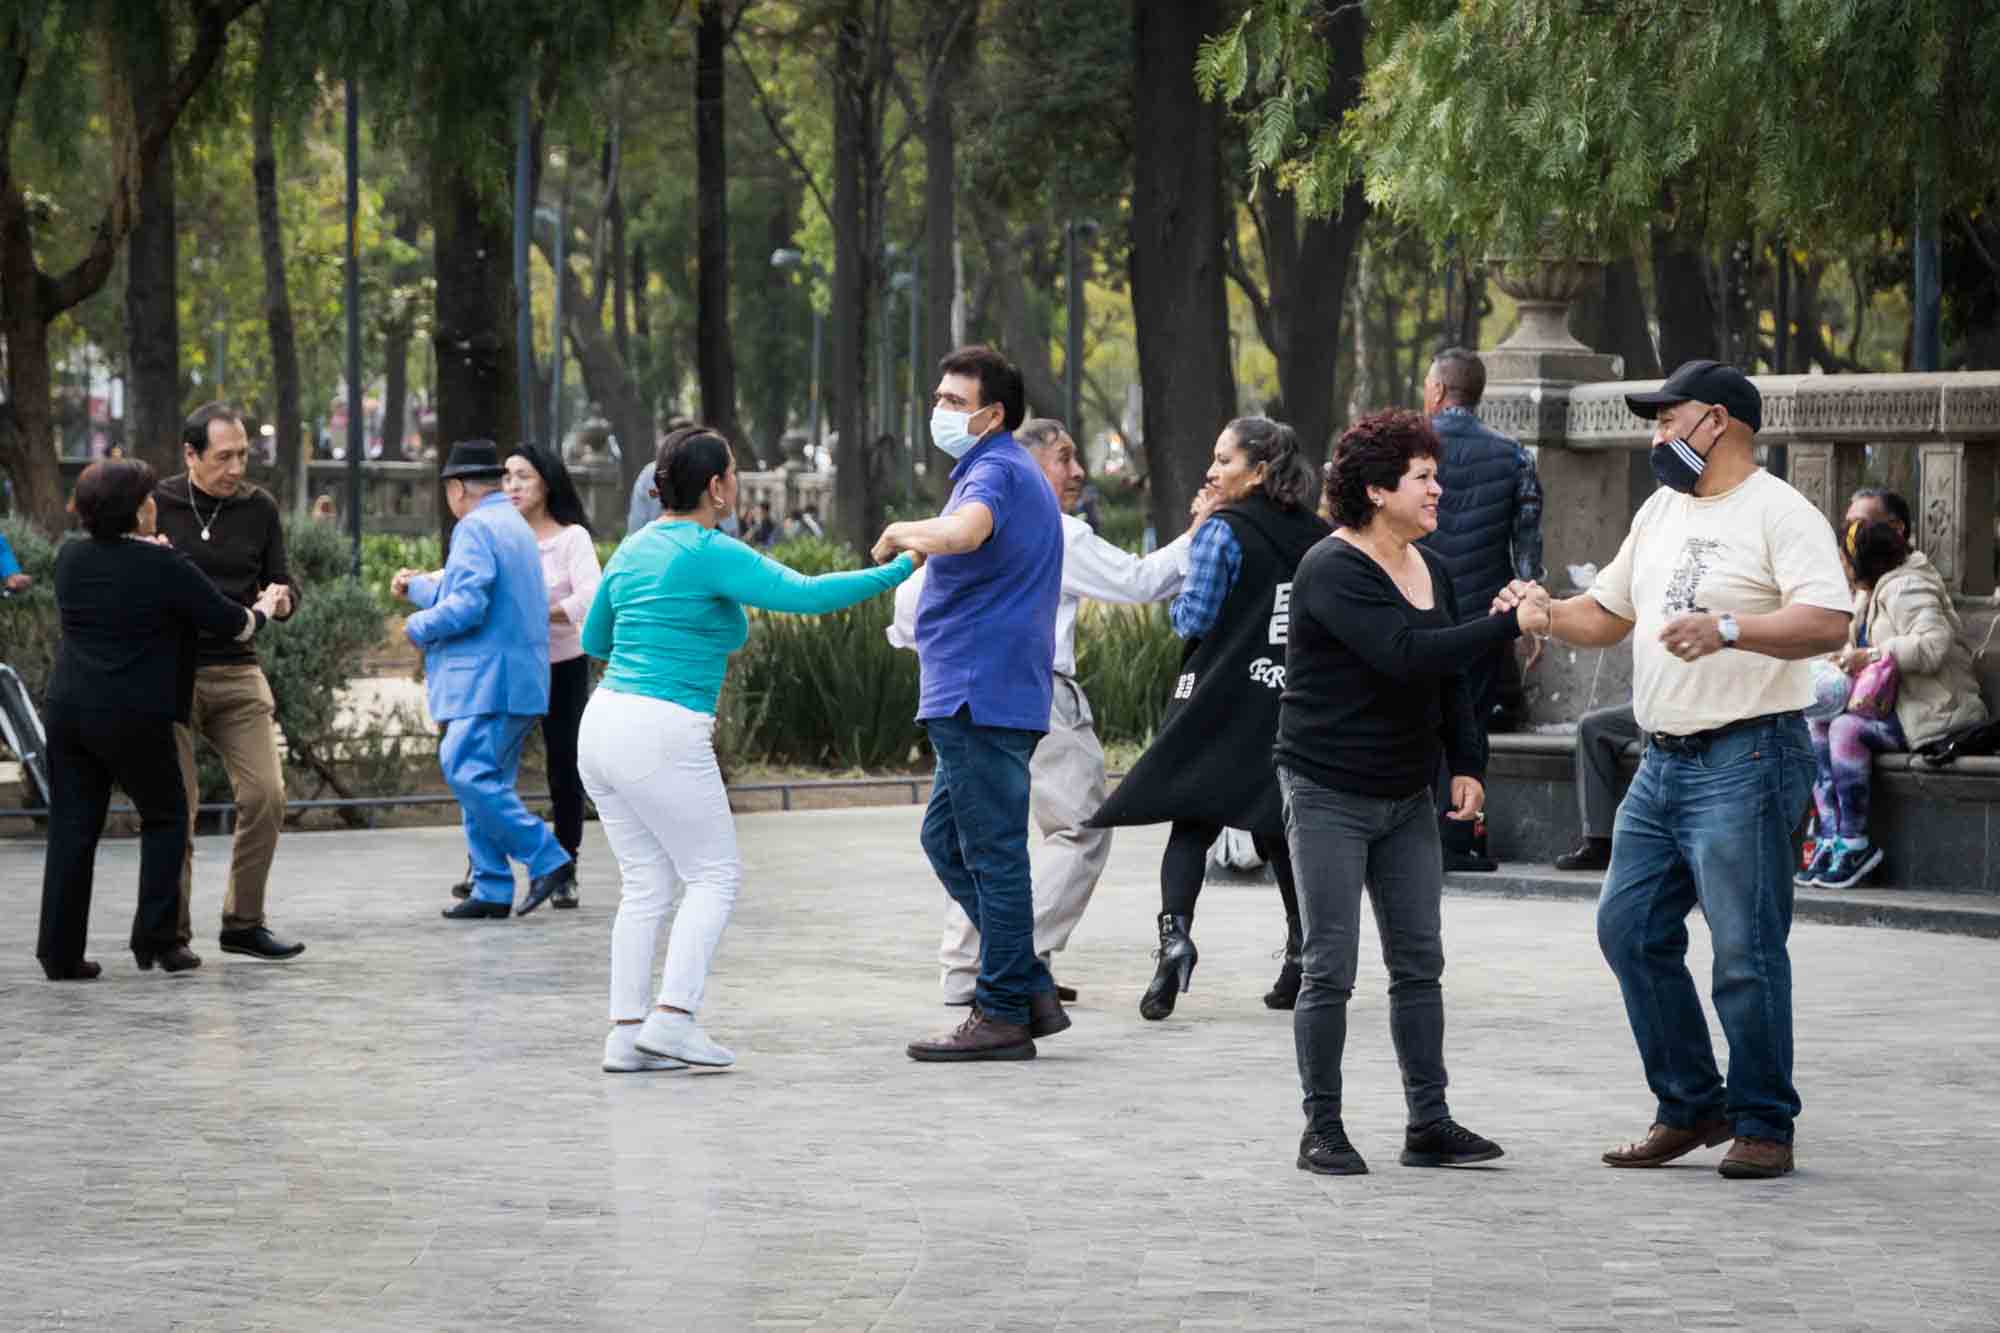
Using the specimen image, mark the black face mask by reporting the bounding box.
[1649,410,1719,494]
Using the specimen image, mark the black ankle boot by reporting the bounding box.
[1139,913,1197,1021]
[1264,918,1302,1010]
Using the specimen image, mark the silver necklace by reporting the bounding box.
[192,486,225,541]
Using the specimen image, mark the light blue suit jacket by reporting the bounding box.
[405,490,551,722]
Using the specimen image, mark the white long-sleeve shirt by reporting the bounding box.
[889,513,1192,677]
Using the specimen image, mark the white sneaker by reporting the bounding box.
[603,1026,689,1074]
[634,1011,735,1067]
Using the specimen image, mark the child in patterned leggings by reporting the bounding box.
[1804,712,1903,888]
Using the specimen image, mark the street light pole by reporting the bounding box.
[550,188,566,447]
[513,90,534,437]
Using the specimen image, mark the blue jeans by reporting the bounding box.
[921,707,1049,1025]
[441,713,572,904]
[1596,712,1815,1143]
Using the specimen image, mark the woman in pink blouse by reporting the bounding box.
[502,444,602,909]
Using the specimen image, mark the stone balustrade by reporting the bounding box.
[1475,370,2000,726]
[1481,371,2000,600]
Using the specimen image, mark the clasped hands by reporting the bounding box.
[868,527,927,569]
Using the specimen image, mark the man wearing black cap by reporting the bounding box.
[1494,359,1851,1180]
[392,440,574,919]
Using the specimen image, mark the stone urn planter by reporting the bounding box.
[1481,253,1621,383]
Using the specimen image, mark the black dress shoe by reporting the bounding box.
[135,946,203,973]
[1298,1125,1369,1175]
[1028,989,1071,1038]
[441,898,511,920]
[551,878,579,909]
[40,958,101,981]
[449,857,473,899]
[517,862,575,916]
[218,926,306,961]
[1055,983,1077,1003]
[1555,836,1613,872]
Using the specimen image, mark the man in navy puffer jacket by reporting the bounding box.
[1418,347,1543,868]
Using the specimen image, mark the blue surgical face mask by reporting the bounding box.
[1649,410,1718,494]
[930,404,994,459]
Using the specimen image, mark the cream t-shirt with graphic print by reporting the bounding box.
[1589,468,1852,736]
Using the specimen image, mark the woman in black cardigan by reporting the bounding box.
[1275,411,1549,1176]
[36,460,283,980]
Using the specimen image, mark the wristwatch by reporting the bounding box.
[1716,612,1740,647]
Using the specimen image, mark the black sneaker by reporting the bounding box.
[1297,1125,1369,1175]
[1401,1117,1505,1167]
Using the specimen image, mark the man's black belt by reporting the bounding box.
[1646,710,1800,757]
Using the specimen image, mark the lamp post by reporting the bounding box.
[1064,219,1099,441]
[770,248,827,462]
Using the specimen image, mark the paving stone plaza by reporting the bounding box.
[5,806,1998,1331]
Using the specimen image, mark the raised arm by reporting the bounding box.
[165,549,264,644]
[1065,525,1191,606]
[1311,559,1521,678]
[406,525,497,646]
[873,504,993,560]
[708,536,915,615]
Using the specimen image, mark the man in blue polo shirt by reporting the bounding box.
[874,345,1065,1061]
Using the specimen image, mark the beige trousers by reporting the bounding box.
[175,664,286,942]
[940,675,1112,1001]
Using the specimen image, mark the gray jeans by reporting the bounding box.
[1279,768,1450,1134]
[1577,703,1642,839]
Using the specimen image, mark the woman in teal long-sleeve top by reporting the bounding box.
[578,427,918,1074]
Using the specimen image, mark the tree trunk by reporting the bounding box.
[431,152,521,544]
[378,209,421,462]
[122,3,182,476]
[921,0,974,500]
[751,190,798,467]
[1130,0,1237,539]
[1603,253,1661,380]
[694,0,744,448]
[1248,178,1368,473]
[0,184,64,531]
[253,14,303,508]
[538,228,654,532]
[610,189,630,364]
[1651,213,1718,371]
[978,218,1065,420]
[829,0,880,552]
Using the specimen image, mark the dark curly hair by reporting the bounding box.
[1224,416,1317,511]
[1326,410,1440,530]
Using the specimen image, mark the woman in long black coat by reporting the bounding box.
[37,459,281,980]
[1090,416,1329,1020]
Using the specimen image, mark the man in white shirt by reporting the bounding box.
[890,417,1211,1004]
[1495,360,1851,1181]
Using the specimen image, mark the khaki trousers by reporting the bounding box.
[175,664,285,942]
[940,675,1112,1000]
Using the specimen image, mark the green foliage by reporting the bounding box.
[0,518,65,707]
[258,521,389,791]
[1073,603,1183,747]
[359,532,441,612]
[1208,0,2000,257]
[761,534,863,576]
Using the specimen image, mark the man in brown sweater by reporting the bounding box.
[154,403,307,963]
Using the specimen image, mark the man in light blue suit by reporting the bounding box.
[393,439,574,920]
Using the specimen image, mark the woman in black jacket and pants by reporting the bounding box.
[36,460,282,980]
[1276,411,1549,1176]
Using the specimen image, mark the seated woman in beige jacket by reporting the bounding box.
[1802,518,1989,889]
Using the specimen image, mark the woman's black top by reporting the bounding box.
[1090,493,1330,838]
[48,537,259,722]
[1275,537,1521,800]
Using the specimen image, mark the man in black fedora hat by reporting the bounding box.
[392,440,574,918]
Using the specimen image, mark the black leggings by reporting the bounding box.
[1160,818,1300,931]
[542,655,590,859]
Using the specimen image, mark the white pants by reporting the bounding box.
[940,675,1112,1000]
[577,688,741,1021]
